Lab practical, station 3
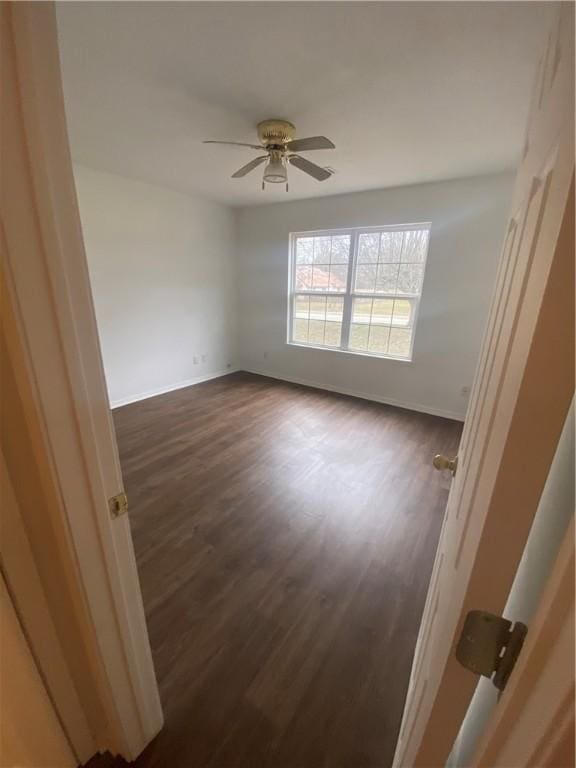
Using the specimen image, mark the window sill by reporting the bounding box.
[286,341,413,363]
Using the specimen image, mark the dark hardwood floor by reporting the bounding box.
[113,372,462,768]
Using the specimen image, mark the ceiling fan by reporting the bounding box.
[203,119,335,191]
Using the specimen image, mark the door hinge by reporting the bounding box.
[108,492,128,519]
[456,610,527,692]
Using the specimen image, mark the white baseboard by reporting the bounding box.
[241,367,465,422]
[110,368,239,409]
[111,366,465,421]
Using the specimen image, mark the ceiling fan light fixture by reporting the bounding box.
[263,157,287,184]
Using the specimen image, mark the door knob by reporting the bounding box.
[433,454,458,475]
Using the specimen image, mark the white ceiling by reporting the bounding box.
[56,2,550,208]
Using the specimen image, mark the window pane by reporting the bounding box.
[293,318,308,343]
[308,319,326,344]
[388,328,412,358]
[295,265,313,290]
[355,264,377,292]
[368,325,390,354]
[371,298,395,325]
[313,236,331,264]
[392,299,413,327]
[349,323,369,351]
[330,235,350,264]
[329,264,348,292]
[309,295,327,320]
[311,265,331,290]
[294,294,310,318]
[324,321,342,347]
[358,233,380,264]
[296,237,314,264]
[379,231,404,263]
[397,264,424,295]
[326,296,344,322]
[352,297,373,323]
[376,264,399,293]
[401,230,429,263]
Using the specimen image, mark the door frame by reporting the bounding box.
[0,568,76,768]
[471,517,574,768]
[2,2,162,761]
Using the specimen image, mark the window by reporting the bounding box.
[288,224,430,360]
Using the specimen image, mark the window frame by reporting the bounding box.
[287,223,431,362]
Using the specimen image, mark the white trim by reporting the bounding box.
[341,229,357,350]
[110,368,239,409]
[286,340,413,364]
[3,5,163,760]
[471,519,575,767]
[289,221,433,237]
[288,224,431,362]
[242,368,465,421]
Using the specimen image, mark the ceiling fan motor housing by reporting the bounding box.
[257,119,296,147]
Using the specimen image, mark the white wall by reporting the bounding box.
[237,173,513,420]
[74,165,237,407]
[77,168,512,417]
[447,399,575,767]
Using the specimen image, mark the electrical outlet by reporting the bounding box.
[263,351,268,359]
[193,356,199,365]
[201,354,206,363]
[461,385,471,398]
[226,362,232,369]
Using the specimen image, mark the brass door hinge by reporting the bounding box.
[456,610,527,692]
[108,492,128,519]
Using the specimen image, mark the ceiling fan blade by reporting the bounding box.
[289,155,332,181]
[203,140,263,150]
[231,156,268,178]
[286,136,335,152]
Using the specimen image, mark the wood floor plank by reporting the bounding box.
[113,372,462,768]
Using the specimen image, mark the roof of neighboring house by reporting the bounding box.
[296,265,346,291]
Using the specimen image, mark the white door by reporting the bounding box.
[451,401,574,765]
[2,3,163,760]
[394,4,574,765]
